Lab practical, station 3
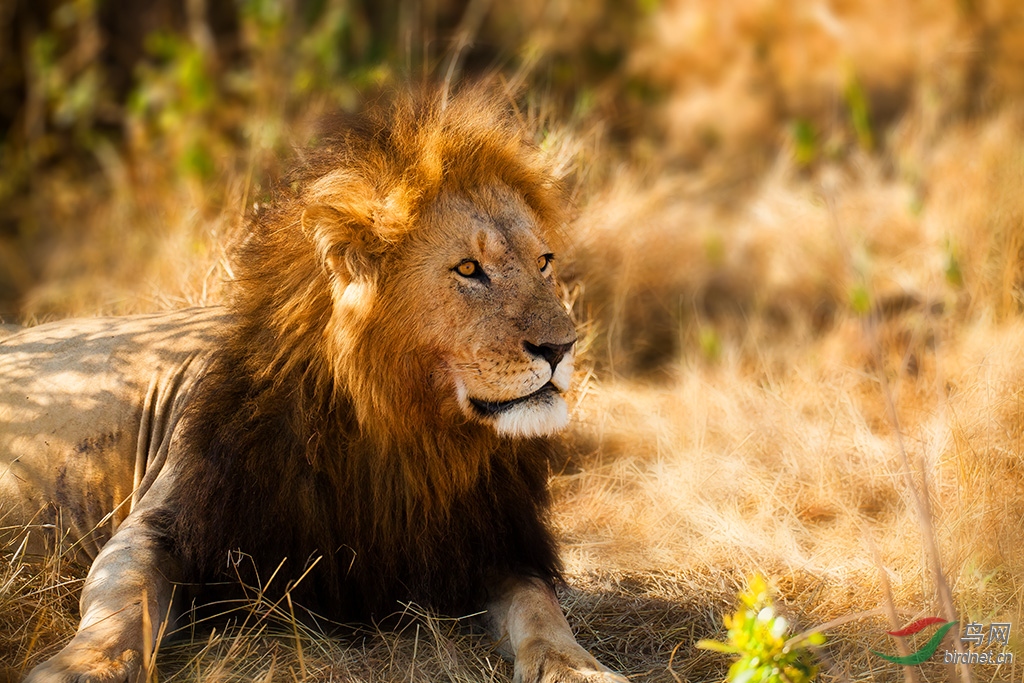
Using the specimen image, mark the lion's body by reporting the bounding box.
[11,90,625,683]
[0,309,224,559]
[0,304,557,619]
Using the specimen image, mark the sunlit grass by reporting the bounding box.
[4,0,1024,681]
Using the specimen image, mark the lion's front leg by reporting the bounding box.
[483,576,628,683]
[26,503,178,683]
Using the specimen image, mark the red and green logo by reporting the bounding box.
[872,617,958,665]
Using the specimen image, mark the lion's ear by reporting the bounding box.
[301,204,378,281]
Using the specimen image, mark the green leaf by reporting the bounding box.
[849,283,871,316]
[843,68,873,150]
[699,327,722,363]
[791,120,817,166]
[697,639,741,654]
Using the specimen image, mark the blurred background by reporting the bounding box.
[4,0,1024,365]
[3,1,1024,681]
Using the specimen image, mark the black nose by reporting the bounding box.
[524,339,576,371]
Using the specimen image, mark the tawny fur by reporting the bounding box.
[154,90,569,620]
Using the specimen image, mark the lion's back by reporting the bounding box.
[0,307,229,559]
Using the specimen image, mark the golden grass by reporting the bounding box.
[5,1,1024,681]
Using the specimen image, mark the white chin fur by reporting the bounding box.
[491,394,569,438]
[549,351,575,393]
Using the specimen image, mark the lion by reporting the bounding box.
[1,90,627,683]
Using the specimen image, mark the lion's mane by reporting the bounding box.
[151,90,568,619]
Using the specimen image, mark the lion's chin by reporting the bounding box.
[465,383,569,438]
[490,394,569,438]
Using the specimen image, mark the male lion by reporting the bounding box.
[2,91,627,683]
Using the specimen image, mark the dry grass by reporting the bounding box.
[4,1,1024,681]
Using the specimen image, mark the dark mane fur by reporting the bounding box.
[154,89,565,620]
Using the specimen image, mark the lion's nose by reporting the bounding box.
[524,339,576,372]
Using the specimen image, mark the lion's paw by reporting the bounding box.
[514,638,629,683]
[24,643,141,683]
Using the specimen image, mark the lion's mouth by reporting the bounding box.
[468,382,560,417]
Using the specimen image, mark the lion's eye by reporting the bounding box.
[538,253,554,272]
[456,260,481,278]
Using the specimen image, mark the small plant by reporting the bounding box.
[698,575,823,683]
[842,66,873,151]
[790,119,818,167]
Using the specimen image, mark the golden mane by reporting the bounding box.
[157,89,566,619]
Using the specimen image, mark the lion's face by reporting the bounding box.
[379,185,576,439]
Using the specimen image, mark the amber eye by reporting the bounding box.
[456,260,480,277]
[538,253,554,272]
